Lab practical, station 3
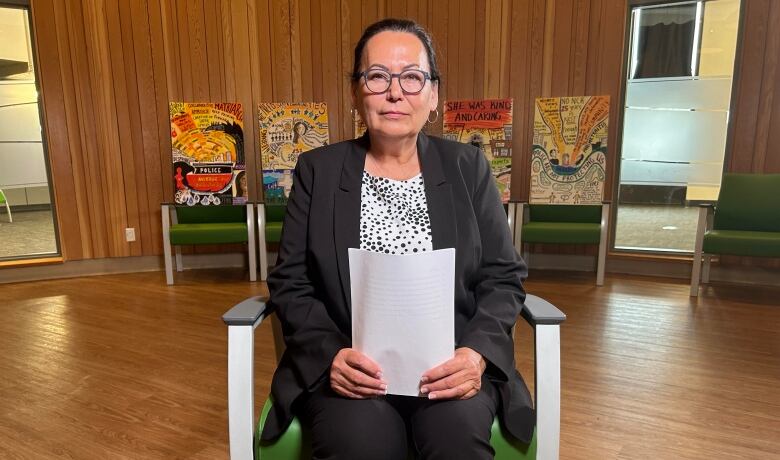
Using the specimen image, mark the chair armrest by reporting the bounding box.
[521,294,566,326]
[224,296,270,459]
[222,296,270,326]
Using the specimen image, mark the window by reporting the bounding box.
[614,0,740,253]
[0,3,60,261]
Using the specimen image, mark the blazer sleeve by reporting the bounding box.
[457,151,528,380]
[267,155,350,390]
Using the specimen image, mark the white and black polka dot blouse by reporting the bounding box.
[359,171,433,254]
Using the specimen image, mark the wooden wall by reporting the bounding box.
[29,0,778,265]
[727,0,780,174]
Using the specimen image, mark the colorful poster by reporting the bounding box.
[443,99,513,203]
[169,102,245,206]
[258,102,329,204]
[531,96,609,205]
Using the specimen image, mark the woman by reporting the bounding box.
[265,19,533,459]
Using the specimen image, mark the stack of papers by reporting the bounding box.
[349,248,455,396]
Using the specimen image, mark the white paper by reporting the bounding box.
[349,248,455,396]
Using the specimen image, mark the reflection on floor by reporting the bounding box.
[615,204,699,252]
[0,209,57,258]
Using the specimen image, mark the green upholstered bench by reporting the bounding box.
[256,203,286,281]
[264,204,286,245]
[161,203,256,285]
[0,188,11,223]
[517,203,610,285]
[224,295,566,460]
[690,173,780,296]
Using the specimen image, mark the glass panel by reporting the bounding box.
[625,77,732,110]
[621,107,728,166]
[699,0,740,77]
[615,0,740,254]
[631,3,698,79]
[0,6,59,260]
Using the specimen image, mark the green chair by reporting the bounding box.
[690,173,780,296]
[256,203,286,281]
[0,188,12,223]
[161,203,256,284]
[223,295,566,460]
[515,203,610,285]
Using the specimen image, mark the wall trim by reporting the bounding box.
[528,253,780,287]
[1,251,776,288]
[0,253,247,284]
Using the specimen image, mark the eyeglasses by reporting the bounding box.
[359,69,433,94]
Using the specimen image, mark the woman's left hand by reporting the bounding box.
[419,347,486,400]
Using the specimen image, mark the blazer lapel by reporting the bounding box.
[334,135,368,311]
[418,133,457,250]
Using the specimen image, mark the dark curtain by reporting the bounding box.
[634,20,696,78]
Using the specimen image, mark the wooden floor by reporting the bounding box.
[0,269,778,459]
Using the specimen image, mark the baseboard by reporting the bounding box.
[528,253,780,287]
[0,253,248,284]
[1,251,776,288]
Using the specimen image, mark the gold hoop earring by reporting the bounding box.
[427,109,439,124]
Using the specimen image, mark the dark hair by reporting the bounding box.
[351,18,441,84]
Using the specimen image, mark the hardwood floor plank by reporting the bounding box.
[0,269,778,458]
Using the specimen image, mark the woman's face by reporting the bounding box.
[352,31,439,141]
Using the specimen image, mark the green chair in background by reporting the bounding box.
[256,203,286,281]
[515,203,610,285]
[161,203,256,285]
[0,188,12,223]
[223,295,566,460]
[690,174,780,296]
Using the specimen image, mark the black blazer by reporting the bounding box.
[263,133,534,443]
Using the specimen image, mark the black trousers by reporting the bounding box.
[300,378,499,460]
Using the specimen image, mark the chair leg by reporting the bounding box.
[515,203,525,255]
[535,324,561,460]
[257,203,269,281]
[507,202,517,244]
[596,203,610,286]
[162,205,174,285]
[523,244,530,267]
[4,201,11,223]
[690,206,708,297]
[246,204,257,282]
[175,248,183,272]
[702,255,711,284]
[170,208,183,272]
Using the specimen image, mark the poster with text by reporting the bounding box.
[258,102,329,204]
[170,102,245,206]
[443,99,513,203]
[531,96,609,205]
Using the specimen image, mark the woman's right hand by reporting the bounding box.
[330,348,387,399]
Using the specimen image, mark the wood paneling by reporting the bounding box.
[1,271,779,458]
[728,0,780,174]
[27,0,779,264]
[723,0,780,269]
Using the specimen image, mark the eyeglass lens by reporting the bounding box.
[364,69,427,94]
